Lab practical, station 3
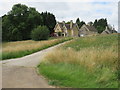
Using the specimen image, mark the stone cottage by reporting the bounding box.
[78,22,98,37]
[101,26,117,34]
[54,20,79,37]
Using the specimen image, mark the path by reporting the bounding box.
[1,40,71,88]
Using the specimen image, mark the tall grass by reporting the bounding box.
[43,46,118,71]
[38,34,118,88]
[2,37,72,60]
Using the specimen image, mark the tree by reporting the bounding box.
[31,26,50,41]
[2,3,57,41]
[93,19,98,27]
[96,26,104,33]
[11,28,22,41]
[76,18,81,27]
[2,4,30,41]
[2,15,13,41]
[41,12,56,34]
[2,3,56,41]
[80,21,85,28]
[93,18,108,33]
[76,18,85,29]
[25,7,42,39]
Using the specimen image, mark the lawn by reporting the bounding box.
[37,34,118,88]
[2,37,72,60]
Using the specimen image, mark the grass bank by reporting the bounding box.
[37,34,118,88]
[2,37,72,60]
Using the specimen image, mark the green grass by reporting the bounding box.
[63,34,118,51]
[38,63,118,88]
[37,34,118,88]
[2,37,72,60]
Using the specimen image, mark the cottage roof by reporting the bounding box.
[57,22,78,30]
[85,25,97,32]
[102,26,117,34]
[80,24,97,32]
[65,24,70,30]
[58,23,63,28]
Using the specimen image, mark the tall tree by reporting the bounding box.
[76,18,85,29]
[80,21,85,28]
[41,12,56,34]
[93,18,108,33]
[2,4,31,41]
[76,18,81,27]
[2,4,56,41]
[93,19,98,27]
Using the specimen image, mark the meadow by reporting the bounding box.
[2,37,72,60]
[37,34,118,88]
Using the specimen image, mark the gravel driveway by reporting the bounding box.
[1,40,71,88]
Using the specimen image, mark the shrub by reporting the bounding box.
[31,25,50,41]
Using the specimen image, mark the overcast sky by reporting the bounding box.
[0,0,119,31]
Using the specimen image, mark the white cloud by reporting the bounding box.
[0,0,119,2]
[0,0,119,31]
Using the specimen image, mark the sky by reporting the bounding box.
[0,0,119,32]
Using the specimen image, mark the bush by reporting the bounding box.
[31,25,50,41]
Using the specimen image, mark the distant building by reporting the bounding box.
[54,20,79,37]
[101,26,117,34]
[78,22,98,37]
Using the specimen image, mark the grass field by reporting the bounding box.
[2,37,72,60]
[37,34,118,88]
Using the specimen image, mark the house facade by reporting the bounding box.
[78,22,98,37]
[54,20,79,37]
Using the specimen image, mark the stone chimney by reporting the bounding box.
[70,20,73,29]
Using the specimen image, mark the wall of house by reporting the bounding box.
[67,30,72,36]
[54,24,62,33]
[73,26,79,37]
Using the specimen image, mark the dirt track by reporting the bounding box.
[1,40,71,88]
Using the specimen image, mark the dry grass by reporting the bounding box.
[38,34,118,88]
[2,37,72,60]
[3,39,57,53]
[43,46,118,71]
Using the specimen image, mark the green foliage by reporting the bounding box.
[93,18,108,33]
[31,26,50,41]
[76,18,85,28]
[41,12,56,34]
[76,18,81,27]
[2,4,56,41]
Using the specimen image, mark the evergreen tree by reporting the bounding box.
[76,18,85,28]
[80,21,85,28]
[41,12,56,34]
[93,19,98,27]
[93,18,108,33]
[76,18,81,27]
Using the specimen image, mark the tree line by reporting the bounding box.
[2,3,56,41]
[76,18,108,33]
[2,3,110,41]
